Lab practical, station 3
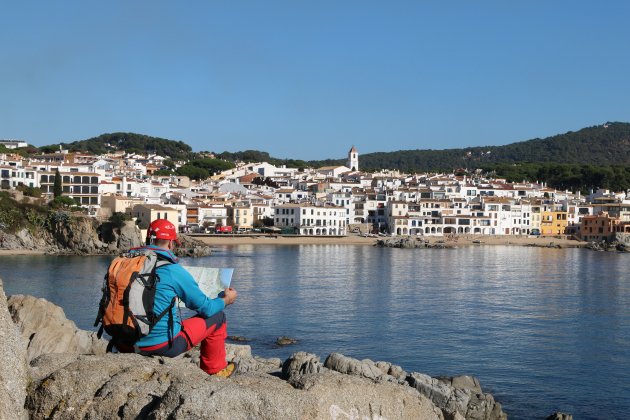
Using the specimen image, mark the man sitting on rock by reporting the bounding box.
[133,219,238,378]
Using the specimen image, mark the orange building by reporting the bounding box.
[580,212,621,242]
[540,211,568,236]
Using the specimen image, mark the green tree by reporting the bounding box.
[51,196,78,208]
[153,169,173,176]
[163,159,176,169]
[175,164,210,180]
[16,184,42,198]
[109,212,131,230]
[53,169,62,198]
[189,158,235,174]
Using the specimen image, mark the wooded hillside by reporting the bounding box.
[41,132,193,160]
[349,122,630,172]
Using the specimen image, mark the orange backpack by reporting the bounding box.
[94,249,176,350]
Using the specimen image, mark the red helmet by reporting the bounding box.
[146,219,180,245]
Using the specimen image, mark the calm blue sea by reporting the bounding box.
[1,245,629,419]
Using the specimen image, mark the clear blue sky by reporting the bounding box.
[1,1,629,160]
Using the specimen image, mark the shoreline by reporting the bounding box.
[0,234,589,255]
[194,234,588,248]
[0,249,48,256]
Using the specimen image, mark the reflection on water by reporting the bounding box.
[1,246,629,419]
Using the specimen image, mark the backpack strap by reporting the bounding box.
[152,296,178,348]
[93,272,111,330]
[151,253,177,347]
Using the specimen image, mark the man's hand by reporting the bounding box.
[222,287,238,306]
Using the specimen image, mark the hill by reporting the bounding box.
[41,132,193,160]
[344,122,630,172]
[33,122,630,171]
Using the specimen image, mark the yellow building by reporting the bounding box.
[228,204,253,231]
[99,194,145,219]
[131,204,180,233]
[540,211,568,236]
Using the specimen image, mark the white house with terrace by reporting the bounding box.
[273,203,347,236]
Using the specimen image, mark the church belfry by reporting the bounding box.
[347,146,359,171]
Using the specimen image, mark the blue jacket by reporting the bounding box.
[135,245,225,347]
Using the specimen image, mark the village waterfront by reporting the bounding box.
[1,244,629,419]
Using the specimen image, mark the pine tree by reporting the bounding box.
[53,168,62,198]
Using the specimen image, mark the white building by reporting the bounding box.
[0,165,37,189]
[0,140,28,149]
[274,203,347,235]
[273,188,309,205]
[327,191,356,225]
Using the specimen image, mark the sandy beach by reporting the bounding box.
[194,234,588,248]
[0,249,47,256]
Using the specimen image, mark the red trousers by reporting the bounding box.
[138,311,227,374]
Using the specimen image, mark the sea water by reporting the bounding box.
[1,245,629,419]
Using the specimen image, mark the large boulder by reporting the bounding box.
[26,352,443,420]
[323,353,507,420]
[409,372,507,420]
[7,294,107,362]
[118,220,143,249]
[0,279,28,420]
[324,352,407,383]
[174,234,213,257]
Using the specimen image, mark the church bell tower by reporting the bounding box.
[347,146,359,171]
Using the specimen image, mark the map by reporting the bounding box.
[178,265,234,306]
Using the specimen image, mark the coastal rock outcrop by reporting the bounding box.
[324,352,407,383]
[0,279,509,420]
[7,294,107,362]
[323,353,506,420]
[408,373,506,420]
[25,351,443,420]
[376,237,455,249]
[0,217,142,255]
[546,412,573,420]
[0,280,28,420]
[586,233,630,252]
[173,233,213,257]
[0,216,212,256]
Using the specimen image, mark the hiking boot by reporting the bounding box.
[213,362,237,378]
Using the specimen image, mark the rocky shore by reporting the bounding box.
[0,278,511,420]
[584,233,630,252]
[374,235,609,251]
[375,236,580,250]
[0,217,212,258]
